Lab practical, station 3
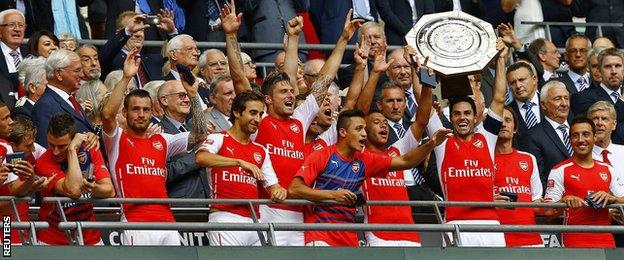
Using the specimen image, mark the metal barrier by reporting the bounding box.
[3,196,624,247]
[520,21,623,42]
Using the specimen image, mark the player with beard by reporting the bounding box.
[493,106,544,247]
[196,91,287,246]
[221,1,360,245]
[101,48,210,245]
[545,117,624,248]
[288,109,451,246]
[425,39,509,247]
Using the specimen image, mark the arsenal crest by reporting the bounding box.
[519,161,529,171]
[253,152,262,164]
[313,143,323,151]
[77,150,88,164]
[473,140,483,148]
[600,172,609,182]
[388,151,397,157]
[152,141,163,151]
[352,162,360,173]
[290,123,300,133]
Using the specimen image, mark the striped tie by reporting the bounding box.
[522,102,538,129]
[9,50,20,68]
[412,168,425,185]
[393,122,406,139]
[611,91,620,104]
[557,124,573,156]
[405,91,417,119]
[576,77,588,92]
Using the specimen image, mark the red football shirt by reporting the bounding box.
[104,127,189,222]
[494,149,543,247]
[199,132,278,218]
[296,145,392,246]
[0,139,24,244]
[254,94,318,212]
[545,159,624,248]
[35,148,110,245]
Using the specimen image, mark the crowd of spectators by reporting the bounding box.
[0,0,622,249]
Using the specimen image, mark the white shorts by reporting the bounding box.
[38,239,104,246]
[259,205,304,246]
[305,240,331,247]
[444,220,506,247]
[209,211,261,246]
[121,230,180,246]
[365,232,422,247]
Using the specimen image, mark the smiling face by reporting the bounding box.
[265,80,295,118]
[234,100,265,135]
[365,112,390,148]
[541,86,570,123]
[55,56,84,93]
[0,12,25,49]
[570,122,595,156]
[451,101,477,138]
[37,35,58,58]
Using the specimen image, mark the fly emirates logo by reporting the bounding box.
[371,172,405,187]
[265,140,304,160]
[447,160,492,178]
[222,168,257,185]
[497,177,531,194]
[125,157,166,177]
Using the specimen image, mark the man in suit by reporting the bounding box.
[0,9,25,94]
[558,34,592,95]
[164,34,200,81]
[375,0,434,45]
[32,50,96,147]
[506,62,544,142]
[386,48,419,121]
[521,81,571,188]
[157,79,210,200]
[527,38,562,89]
[12,56,47,120]
[205,76,234,133]
[177,0,236,42]
[105,0,170,44]
[571,48,624,123]
[377,84,411,148]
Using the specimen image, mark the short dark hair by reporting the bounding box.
[27,30,59,57]
[124,89,152,109]
[597,47,624,68]
[7,117,36,145]
[337,109,365,133]
[449,96,477,116]
[230,91,264,124]
[261,71,290,96]
[47,113,76,138]
[570,116,596,134]
[379,82,405,100]
[503,105,518,131]
[506,62,535,77]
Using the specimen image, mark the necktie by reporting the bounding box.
[601,149,611,165]
[206,0,220,21]
[136,0,151,13]
[179,124,188,132]
[136,63,149,89]
[405,91,417,119]
[557,124,573,156]
[394,122,406,139]
[610,91,620,104]
[412,168,424,185]
[9,50,20,68]
[576,77,588,92]
[68,95,82,115]
[522,102,538,129]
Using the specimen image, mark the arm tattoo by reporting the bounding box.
[228,34,245,69]
[187,95,209,150]
[310,75,332,107]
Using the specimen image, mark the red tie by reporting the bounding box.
[137,63,149,89]
[68,94,82,115]
[601,149,612,165]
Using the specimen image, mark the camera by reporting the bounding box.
[144,15,161,26]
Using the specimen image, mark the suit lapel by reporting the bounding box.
[48,88,93,130]
[541,122,569,156]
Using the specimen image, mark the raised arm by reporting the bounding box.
[355,53,394,113]
[343,40,370,110]
[317,9,363,81]
[284,16,304,95]
[101,48,140,135]
[488,38,509,118]
[221,0,251,94]
[404,45,432,137]
[389,128,452,171]
[181,77,210,150]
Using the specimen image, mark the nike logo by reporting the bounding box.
[571,174,580,181]
[226,147,234,155]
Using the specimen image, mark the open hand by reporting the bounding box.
[340,9,364,41]
[220,0,242,35]
[157,8,176,33]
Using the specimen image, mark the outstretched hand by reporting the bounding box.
[341,9,364,41]
[431,128,453,146]
[157,8,176,33]
[125,14,149,34]
[123,48,141,78]
[496,37,510,62]
[220,0,242,34]
[354,38,371,66]
[497,23,521,49]
[372,53,394,73]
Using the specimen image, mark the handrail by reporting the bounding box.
[521,21,624,27]
[10,221,49,230]
[56,221,624,234]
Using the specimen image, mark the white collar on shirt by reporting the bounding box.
[599,83,621,99]
[543,70,553,81]
[165,115,185,130]
[544,116,568,133]
[170,70,180,80]
[567,70,588,85]
[387,117,404,131]
[0,41,19,57]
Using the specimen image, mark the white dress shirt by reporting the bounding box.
[1,41,21,73]
[567,70,589,92]
[47,84,74,108]
[599,83,622,103]
[514,92,541,124]
[592,142,624,189]
[544,116,569,145]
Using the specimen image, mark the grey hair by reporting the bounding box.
[587,101,617,121]
[539,80,568,101]
[0,9,24,24]
[357,21,385,42]
[166,34,194,54]
[590,47,606,59]
[58,33,77,42]
[144,80,165,100]
[45,49,79,79]
[18,57,46,92]
[198,49,225,69]
[76,44,98,53]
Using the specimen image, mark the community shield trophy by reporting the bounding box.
[405,11,498,98]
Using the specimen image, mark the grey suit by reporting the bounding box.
[205,109,231,133]
[159,116,210,202]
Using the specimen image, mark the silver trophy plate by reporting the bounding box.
[405,11,498,76]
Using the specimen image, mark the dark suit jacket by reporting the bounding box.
[105,0,169,53]
[375,0,434,45]
[434,0,483,17]
[385,114,411,148]
[99,30,165,82]
[0,46,25,90]
[508,98,545,145]
[177,0,235,42]
[159,116,210,200]
[519,120,571,190]
[572,0,624,48]
[0,76,16,109]
[32,87,95,147]
[541,0,576,47]
[309,0,377,45]
[556,72,580,96]
[570,84,624,123]
[481,68,495,106]
[10,101,33,120]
